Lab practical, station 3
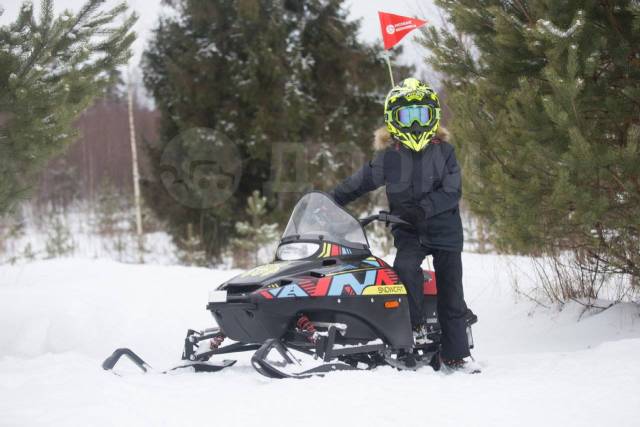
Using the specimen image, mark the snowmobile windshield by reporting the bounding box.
[282,192,368,249]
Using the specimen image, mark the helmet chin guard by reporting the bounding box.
[384,77,441,152]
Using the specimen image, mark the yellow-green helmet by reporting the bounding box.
[384,77,441,151]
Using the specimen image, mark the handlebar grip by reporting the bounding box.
[358,212,411,227]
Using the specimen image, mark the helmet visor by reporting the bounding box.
[395,105,433,128]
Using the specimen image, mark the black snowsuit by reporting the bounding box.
[331,134,470,360]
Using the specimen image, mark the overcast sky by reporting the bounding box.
[1,0,441,80]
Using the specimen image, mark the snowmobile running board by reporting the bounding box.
[102,348,237,374]
[231,322,441,379]
[250,339,369,379]
[248,324,389,379]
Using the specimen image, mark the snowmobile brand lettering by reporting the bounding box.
[269,284,308,298]
[362,285,406,295]
[328,270,377,296]
[256,268,404,299]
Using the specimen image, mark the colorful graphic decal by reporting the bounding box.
[363,256,382,267]
[257,267,404,299]
[329,263,359,273]
[319,242,353,257]
[240,262,292,278]
[319,258,386,277]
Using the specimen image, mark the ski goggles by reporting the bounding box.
[394,105,435,128]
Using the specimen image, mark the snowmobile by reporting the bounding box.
[103,191,477,378]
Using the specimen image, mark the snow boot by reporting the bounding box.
[441,356,481,374]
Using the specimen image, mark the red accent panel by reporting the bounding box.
[376,257,389,267]
[309,277,331,297]
[299,285,316,296]
[387,269,399,282]
[423,270,437,295]
[375,268,397,286]
[330,244,340,257]
[259,290,274,299]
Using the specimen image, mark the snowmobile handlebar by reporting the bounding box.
[358,211,411,228]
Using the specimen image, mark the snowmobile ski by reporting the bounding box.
[102,348,236,374]
[102,348,151,372]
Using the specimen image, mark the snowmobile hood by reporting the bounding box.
[219,251,379,296]
[222,260,309,287]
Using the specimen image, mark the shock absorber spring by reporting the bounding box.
[209,333,226,350]
[296,315,318,343]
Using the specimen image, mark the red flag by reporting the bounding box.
[378,11,427,50]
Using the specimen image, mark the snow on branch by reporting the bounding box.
[536,11,584,38]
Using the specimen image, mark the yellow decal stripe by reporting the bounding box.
[362,284,407,295]
[320,243,330,258]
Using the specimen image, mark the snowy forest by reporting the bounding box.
[1,1,639,426]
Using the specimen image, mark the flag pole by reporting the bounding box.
[384,50,395,87]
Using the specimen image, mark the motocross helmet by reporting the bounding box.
[384,77,441,152]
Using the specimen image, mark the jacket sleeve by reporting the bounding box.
[330,151,385,206]
[423,145,462,218]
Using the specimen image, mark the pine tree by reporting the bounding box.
[230,190,279,268]
[178,223,208,267]
[95,178,132,260]
[421,1,640,282]
[95,178,126,236]
[21,242,37,262]
[141,0,408,260]
[45,215,74,258]
[40,156,78,210]
[0,211,24,259]
[0,0,137,215]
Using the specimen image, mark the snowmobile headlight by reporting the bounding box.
[276,242,320,260]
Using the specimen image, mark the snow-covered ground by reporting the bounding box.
[1,254,639,427]
[1,205,180,266]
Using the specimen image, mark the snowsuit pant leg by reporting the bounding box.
[393,230,428,327]
[432,249,470,360]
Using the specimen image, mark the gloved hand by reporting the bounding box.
[399,206,429,246]
[398,205,426,228]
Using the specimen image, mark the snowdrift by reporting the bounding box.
[1,255,639,426]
